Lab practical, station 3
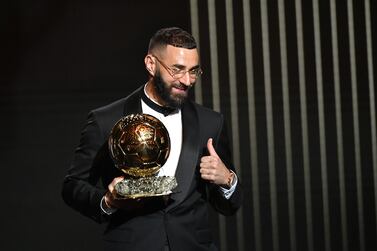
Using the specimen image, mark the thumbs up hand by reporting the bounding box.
[200,138,234,187]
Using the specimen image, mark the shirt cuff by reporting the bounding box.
[219,170,238,199]
[100,196,117,215]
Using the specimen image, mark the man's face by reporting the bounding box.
[152,45,200,108]
[153,70,191,108]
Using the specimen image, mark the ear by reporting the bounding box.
[144,55,156,76]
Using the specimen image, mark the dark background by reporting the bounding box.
[2,1,192,250]
[2,0,377,251]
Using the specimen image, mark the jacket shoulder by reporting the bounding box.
[92,86,142,116]
[89,87,142,136]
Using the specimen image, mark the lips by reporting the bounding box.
[173,84,189,90]
[171,84,189,94]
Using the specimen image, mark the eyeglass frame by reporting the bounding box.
[152,55,203,80]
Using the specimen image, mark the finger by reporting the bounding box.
[200,172,213,181]
[201,172,217,183]
[201,156,214,163]
[207,138,219,158]
[200,162,210,169]
[108,176,125,191]
[200,161,217,170]
[201,156,220,166]
[200,166,217,177]
[199,165,208,175]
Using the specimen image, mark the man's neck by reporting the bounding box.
[142,82,177,116]
[145,81,165,107]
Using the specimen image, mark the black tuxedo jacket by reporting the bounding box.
[62,86,242,251]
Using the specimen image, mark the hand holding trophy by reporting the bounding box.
[108,114,177,199]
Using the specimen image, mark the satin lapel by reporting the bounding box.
[167,101,200,210]
[123,86,143,115]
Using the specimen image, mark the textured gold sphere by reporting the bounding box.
[108,114,170,177]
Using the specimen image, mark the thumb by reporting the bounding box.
[207,138,219,157]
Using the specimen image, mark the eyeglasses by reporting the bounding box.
[153,55,203,80]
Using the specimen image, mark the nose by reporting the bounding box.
[179,71,192,86]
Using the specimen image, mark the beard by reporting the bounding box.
[153,73,193,109]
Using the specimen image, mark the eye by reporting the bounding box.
[171,68,182,74]
[189,69,198,74]
[189,68,201,76]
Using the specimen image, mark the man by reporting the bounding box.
[62,27,242,251]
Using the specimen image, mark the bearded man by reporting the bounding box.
[62,27,243,251]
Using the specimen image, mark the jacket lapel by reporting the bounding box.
[167,101,200,210]
[122,88,200,210]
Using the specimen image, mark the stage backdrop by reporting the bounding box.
[2,0,376,251]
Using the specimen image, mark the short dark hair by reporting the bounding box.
[148,27,197,53]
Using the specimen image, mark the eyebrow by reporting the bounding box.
[172,64,200,71]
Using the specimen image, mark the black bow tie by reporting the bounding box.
[141,91,177,116]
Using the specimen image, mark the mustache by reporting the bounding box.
[172,82,194,90]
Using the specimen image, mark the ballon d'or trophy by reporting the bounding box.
[108,114,177,199]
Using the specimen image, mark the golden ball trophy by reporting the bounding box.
[108,114,177,199]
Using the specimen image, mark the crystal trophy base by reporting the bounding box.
[114,176,178,199]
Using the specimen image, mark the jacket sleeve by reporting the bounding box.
[207,116,243,216]
[61,112,109,223]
